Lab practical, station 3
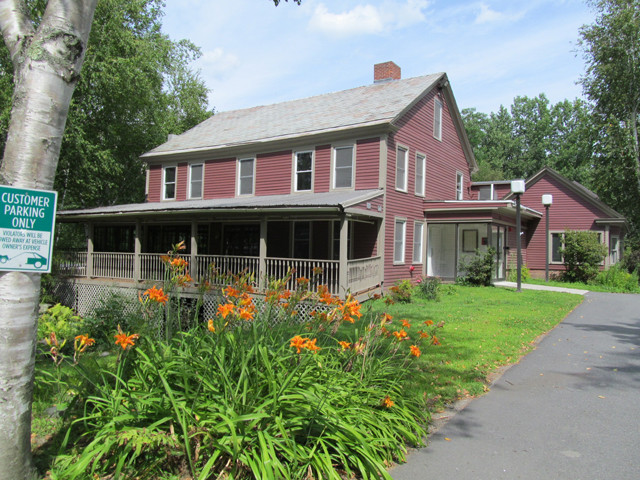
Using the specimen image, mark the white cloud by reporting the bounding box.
[196,48,240,77]
[474,3,525,25]
[309,1,430,37]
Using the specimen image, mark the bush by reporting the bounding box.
[83,292,146,349]
[388,279,413,303]
[507,264,530,282]
[457,248,496,286]
[417,276,441,301]
[622,247,640,275]
[38,304,84,350]
[561,230,607,283]
[594,265,640,292]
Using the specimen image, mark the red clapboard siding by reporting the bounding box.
[147,165,162,202]
[383,89,472,286]
[520,174,610,271]
[203,158,236,199]
[355,137,380,190]
[314,145,331,193]
[256,151,292,196]
[176,163,188,201]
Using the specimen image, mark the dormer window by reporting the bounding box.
[163,166,176,200]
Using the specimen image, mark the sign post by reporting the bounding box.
[0,185,57,273]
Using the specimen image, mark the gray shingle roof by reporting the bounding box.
[143,74,444,157]
[58,190,383,219]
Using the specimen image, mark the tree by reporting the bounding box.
[0,3,98,478]
[0,2,297,477]
[579,0,640,232]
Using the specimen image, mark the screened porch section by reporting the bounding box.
[55,218,383,297]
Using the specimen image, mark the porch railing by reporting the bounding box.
[53,252,381,297]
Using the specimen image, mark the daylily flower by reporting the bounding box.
[304,338,320,353]
[114,325,140,350]
[207,319,215,333]
[409,345,421,357]
[401,319,411,329]
[144,285,169,305]
[74,334,95,353]
[338,340,351,351]
[381,396,395,408]
[380,313,393,325]
[392,329,408,341]
[290,335,307,354]
[217,303,235,319]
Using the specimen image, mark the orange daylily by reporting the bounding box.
[401,319,411,329]
[144,285,169,305]
[223,286,240,298]
[381,396,395,408]
[409,345,421,357]
[338,295,362,323]
[380,313,393,325]
[392,329,408,341]
[217,303,235,319]
[338,340,351,351]
[170,257,188,269]
[418,330,429,339]
[114,325,140,350]
[431,336,441,346]
[74,334,95,353]
[238,308,254,321]
[304,338,320,353]
[207,319,215,333]
[290,335,307,354]
[424,319,434,326]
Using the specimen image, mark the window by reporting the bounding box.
[413,222,424,263]
[415,153,425,196]
[551,231,603,264]
[394,219,406,264]
[295,151,313,192]
[433,97,443,140]
[163,166,176,200]
[293,222,311,258]
[189,164,203,199]
[333,145,354,189]
[238,158,255,196]
[396,146,408,191]
[456,172,464,200]
[477,185,494,200]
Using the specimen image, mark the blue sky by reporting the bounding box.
[162,0,594,115]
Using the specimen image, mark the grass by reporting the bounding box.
[525,277,640,293]
[368,285,583,406]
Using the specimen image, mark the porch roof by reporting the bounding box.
[57,189,384,221]
[424,200,543,221]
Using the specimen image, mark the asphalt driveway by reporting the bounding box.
[390,292,640,480]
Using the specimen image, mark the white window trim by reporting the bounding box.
[293,150,314,193]
[188,163,204,199]
[331,143,356,190]
[477,184,495,201]
[415,152,426,197]
[162,165,177,201]
[412,221,424,264]
[237,157,256,196]
[433,97,443,141]
[394,218,407,265]
[456,171,464,200]
[395,145,408,192]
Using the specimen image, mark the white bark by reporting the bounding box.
[0,1,97,478]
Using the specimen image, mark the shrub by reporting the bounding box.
[37,304,84,350]
[561,230,607,283]
[83,292,146,348]
[594,265,640,292]
[388,279,413,303]
[457,248,496,286]
[417,276,441,301]
[622,246,640,275]
[507,264,530,282]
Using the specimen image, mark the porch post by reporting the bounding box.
[190,221,198,282]
[259,218,267,291]
[86,222,93,278]
[339,214,348,297]
[134,220,142,281]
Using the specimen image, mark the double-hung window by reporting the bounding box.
[396,146,408,191]
[189,164,203,199]
[394,219,406,264]
[238,158,255,196]
[163,166,176,200]
[333,145,354,189]
[413,222,424,264]
[433,97,443,141]
[294,151,313,192]
[477,185,494,200]
[456,171,464,200]
[415,153,425,196]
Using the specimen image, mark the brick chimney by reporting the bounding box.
[374,61,401,83]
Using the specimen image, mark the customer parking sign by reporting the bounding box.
[0,185,57,273]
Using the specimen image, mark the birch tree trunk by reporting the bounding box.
[0,1,97,478]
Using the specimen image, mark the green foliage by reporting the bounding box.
[561,230,607,283]
[457,248,496,286]
[83,293,146,348]
[388,279,413,303]
[417,276,441,301]
[593,265,640,292]
[38,304,84,346]
[622,245,640,274]
[507,264,531,282]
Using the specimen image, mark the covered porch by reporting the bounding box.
[55,190,385,298]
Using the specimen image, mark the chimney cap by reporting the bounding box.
[374,61,401,83]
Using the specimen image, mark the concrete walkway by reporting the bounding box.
[493,280,589,295]
[390,292,640,480]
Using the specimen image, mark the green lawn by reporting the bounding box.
[368,285,583,406]
[524,277,640,293]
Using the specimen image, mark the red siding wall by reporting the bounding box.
[355,138,380,190]
[203,158,236,199]
[521,175,610,273]
[256,151,292,196]
[176,163,188,201]
[384,89,473,286]
[314,144,332,193]
[147,165,162,202]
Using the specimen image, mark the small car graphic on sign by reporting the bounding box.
[5,252,48,269]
